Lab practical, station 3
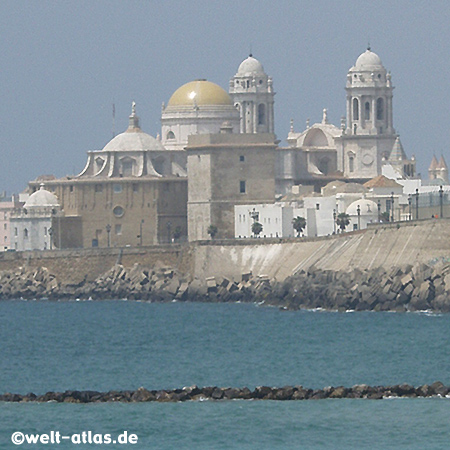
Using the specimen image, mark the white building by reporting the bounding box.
[10,185,60,251]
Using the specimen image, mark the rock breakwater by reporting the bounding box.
[2,261,450,312]
[2,381,450,403]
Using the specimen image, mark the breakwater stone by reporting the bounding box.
[2,382,450,403]
[1,261,450,312]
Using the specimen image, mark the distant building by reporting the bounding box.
[428,155,449,184]
[10,185,59,251]
[0,194,22,251]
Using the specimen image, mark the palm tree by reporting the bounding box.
[336,212,350,232]
[251,221,263,238]
[207,225,218,239]
[292,216,306,237]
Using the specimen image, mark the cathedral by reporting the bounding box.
[279,47,416,193]
[26,48,419,247]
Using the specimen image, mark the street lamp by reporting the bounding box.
[416,188,419,220]
[439,185,444,219]
[48,227,53,250]
[333,209,336,234]
[390,192,395,222]
[105,224,111,247]
[167,221,172,244]
[357,204,361,230]
[408,194,412,221]
[139,219,144,246]
[377,199,381,222]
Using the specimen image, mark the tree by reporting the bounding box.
[207,225,218,239]
[251,221,263,238]
[292,216,306,237]
[336,212,350,232]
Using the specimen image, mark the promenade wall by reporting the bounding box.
[1,219,450,284]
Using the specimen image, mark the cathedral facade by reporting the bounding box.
[26,48,418,247]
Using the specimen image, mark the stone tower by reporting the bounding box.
[229,55,275,134]
[335,48,398,180]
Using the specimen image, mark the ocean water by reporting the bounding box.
[1,300,450,449]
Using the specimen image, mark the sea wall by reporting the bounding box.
[2,219,450,311]
[191,219,450,281]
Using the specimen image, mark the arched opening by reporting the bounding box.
[153,156,165,175]
[120,157,135,177]
[304,128,328,147]
[365,102,370,120]
[353,98,359,120]
[258,104,266,125]
[377,98,384,120]
[349,153,355,172]
[166,131,175,140]
[318,157,330,175]
[95,157,104,172]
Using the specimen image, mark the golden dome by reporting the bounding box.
[167,80,232,107]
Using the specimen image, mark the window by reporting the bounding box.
[14,227,18,236]
[377,98,384,120]
[69,185,74,192]
[115,224,122,235]
[240,181,246,194]
[95,184,103,193]
[353,124,357,135]
[349,155,355,173]
[113,184,122,193]
[44,227,47,236]
[258,104,266,125]
[121,159,133,177]
[353,224,358,231]
[166,131,175,140]
[132,184,139,193]
[353,98,359,120]
[316,204,320,210]
[246,80,250,88]
[3,223,6,230]
[364,102,370,120]
[240,155,245,162]
[24,228,28,238]
[113,206,125,218]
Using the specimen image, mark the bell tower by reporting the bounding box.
[229,55,275,134]
[336,48,399,180]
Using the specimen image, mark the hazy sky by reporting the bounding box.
[1,0,449,193]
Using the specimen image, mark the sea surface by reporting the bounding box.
[1,300,450,449]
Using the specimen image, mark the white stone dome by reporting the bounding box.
[103,129,164,152]
[25,185,59,208]
[354,49,384,70]
[237,55,265,75]
[346,199,378,216]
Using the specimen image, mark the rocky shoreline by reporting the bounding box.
[1,260,450,312]
[2,381,450,403]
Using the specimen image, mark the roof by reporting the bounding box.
[364,175,403,189]
[237,55,265,75]
[354,49,384,70]
[167,80,232,107]
[24,185,59,208]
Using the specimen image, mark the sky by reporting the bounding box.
[1,0,450,194]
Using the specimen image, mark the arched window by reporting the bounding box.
[246,80,250,88]
[24,228,28,238]
[377,98,384,120]
[365,102,370,120]
[166,131,175,140]
[349,154,355,172]
[353,98,359,120]
[258,104,266,125]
